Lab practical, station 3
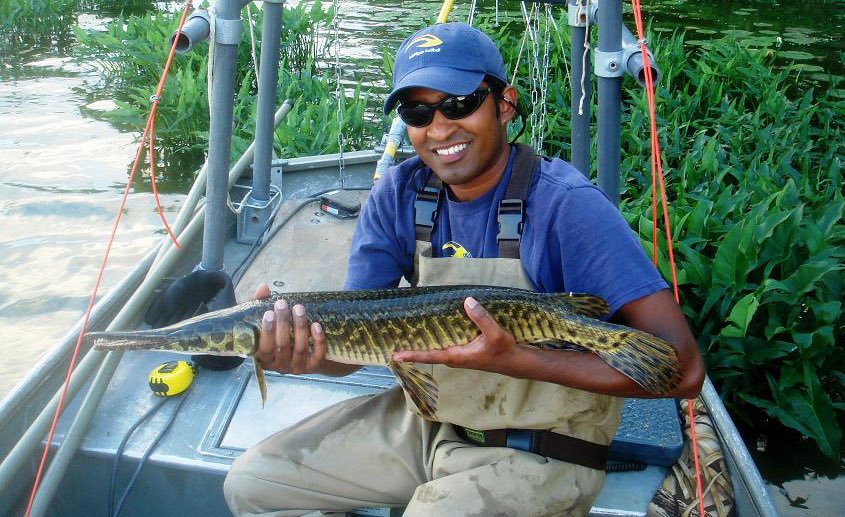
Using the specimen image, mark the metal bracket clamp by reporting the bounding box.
[215,17,243,45]
[235,185,281,244]
[262,0,284,3]
[567,1,597,27]
[594,49,625,78]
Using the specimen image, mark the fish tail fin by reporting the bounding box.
[551,293,610,319]
[389,361,439,419]
[85,331,173,351]
[593,330,683,395]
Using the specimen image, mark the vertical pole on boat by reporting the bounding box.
[202,0,243,270]
[239,0,284,243]
[568,0,592,177]
[595,0,623,206]
[250,0,283,202]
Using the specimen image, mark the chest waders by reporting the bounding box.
[224,145,622,517]
[411,144,621,473]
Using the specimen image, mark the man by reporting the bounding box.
[225,22,703,516]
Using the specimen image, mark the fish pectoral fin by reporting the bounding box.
[554,293,610,319]
[389,361,439,419]
[253,358,267,408]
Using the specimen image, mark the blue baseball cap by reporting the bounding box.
[384,22,507,115]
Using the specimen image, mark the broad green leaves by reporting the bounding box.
[579,32,844,459]
[485,23,845,459]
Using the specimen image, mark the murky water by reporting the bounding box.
[0,0,842,514]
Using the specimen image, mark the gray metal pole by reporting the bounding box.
[202,0,243,271]
[596,0,623,206]
[250,0,284,202]
[568,0,591,177]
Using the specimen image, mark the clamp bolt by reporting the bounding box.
[608,61,619,71]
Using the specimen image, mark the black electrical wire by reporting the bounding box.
[109,392,190,517]
[230,186,372,286]
[230,197,317,285]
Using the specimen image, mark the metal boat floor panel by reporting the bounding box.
[218,367,396,451]
[233,191,371,301]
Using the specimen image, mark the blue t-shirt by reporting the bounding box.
[344,146,667,315]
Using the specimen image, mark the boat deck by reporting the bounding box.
[41,162,688,516]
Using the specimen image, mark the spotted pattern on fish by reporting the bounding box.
[85,285,683,408]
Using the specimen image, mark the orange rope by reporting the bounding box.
[628,1,706,516]
[148,106,181,249]
[23,3,192,515]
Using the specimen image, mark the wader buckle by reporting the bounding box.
[505,429,534,452]
[496,199,524,244]
[414,186,440,228]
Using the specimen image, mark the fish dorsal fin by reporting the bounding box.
[553,293,610,319]
[389,361,439,419]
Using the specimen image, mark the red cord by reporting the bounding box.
[148,106,181,249]
[23,3,193,515]
[629,1,706,516]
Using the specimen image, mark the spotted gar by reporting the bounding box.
[86,285,682,416]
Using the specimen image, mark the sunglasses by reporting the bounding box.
[397,88,493,127]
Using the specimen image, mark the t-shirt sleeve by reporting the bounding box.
[557,186,668,315]
[343,182,412,290]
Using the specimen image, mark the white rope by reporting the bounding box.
[510,28,529,86]
[332,0,346,187]
[577,0,591,116]
[207,0,215,108]
[548,12,571,93]
[467,0,478,26]
[535,4,552,151]
[245,3,259,77]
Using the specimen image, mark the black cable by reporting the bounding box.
[109,393,190,517]
[230,186,372,286]
[231,197,317,285]
[109,396,168,517]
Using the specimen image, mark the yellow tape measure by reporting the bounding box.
[148,361,196,396]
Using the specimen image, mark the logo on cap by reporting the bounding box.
[406,34,443,52]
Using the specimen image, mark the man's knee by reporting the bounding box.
[224,447,294,516]
[224,453,256,516]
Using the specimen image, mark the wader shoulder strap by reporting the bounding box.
[413,144,542,256]
[414,170,442,243]
[497,144,542,259]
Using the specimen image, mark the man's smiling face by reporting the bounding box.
[402,84,516,201]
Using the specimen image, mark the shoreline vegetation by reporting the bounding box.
[3,0,843,479]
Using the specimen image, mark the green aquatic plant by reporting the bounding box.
[476,16,844,459]
[73,1,376,180]
[0,0,78,70]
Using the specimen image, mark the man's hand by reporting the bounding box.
[392,297,521,373]
[253,284,327,374]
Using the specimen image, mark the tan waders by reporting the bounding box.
[226,147,623,515]
[224,240,622,516]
